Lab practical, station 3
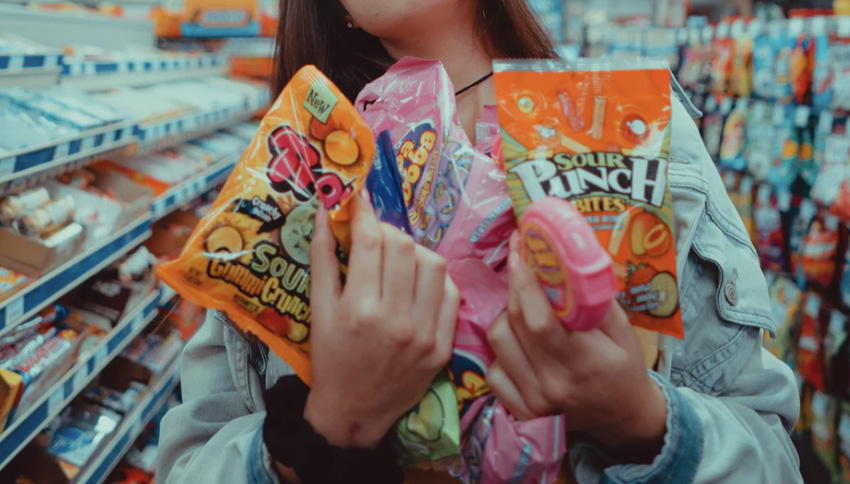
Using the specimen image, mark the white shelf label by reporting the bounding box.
[54,142,70,159]
[73,367,87,389]
[5,297,24,326]
[7,55,24,71]
[152,199,166,215]
[81,136,95,152]
[94,347,107,368]
[0,157,14,176]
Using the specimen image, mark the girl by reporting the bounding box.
[156,1,802,483]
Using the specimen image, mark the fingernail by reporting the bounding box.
[508,250,519,272]
[315,205,327,228]
[509,230,520,253]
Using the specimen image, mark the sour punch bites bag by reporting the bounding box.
[493,59,683,338]
[157,66,373,382]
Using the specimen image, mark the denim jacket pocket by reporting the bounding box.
[671,210,775,396]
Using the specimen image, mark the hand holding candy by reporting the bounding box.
[486,233,667,453]
[519,197,617,331]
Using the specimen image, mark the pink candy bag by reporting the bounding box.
[356,58,565,483]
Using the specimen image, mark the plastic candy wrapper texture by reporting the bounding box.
[157,66,374,383]
[356,58,563,477]
[493,58,684,338]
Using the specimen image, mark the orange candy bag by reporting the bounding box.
[493,59,684,338]
[157,66,374,381]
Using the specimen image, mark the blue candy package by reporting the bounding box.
[719,97,748,171]
[367,130,413,234]
[752,20,775,101]
[772,21,794,104]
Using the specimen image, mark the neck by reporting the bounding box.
[380,11,493,93]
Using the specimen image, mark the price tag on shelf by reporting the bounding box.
[7,55,24,72]
[81,136,95,152]
[94,347,107,369]
[180,184,193,201]
[0,157,14,176]
[54,142,70,159]
[152,198,166,216]
[5,297,24,327]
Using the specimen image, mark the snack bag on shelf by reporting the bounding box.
[745,101,775,181]
[766,105,800,193]
[789,199,817,282]
[753,184,788,272]
[795,113,818,196]
[719,98,747,172]
[730,19,754,98]
[824,310,848,396]
[710,21,734,95]
[752,21,776,101]
[723,172,756,244]
[797,291,826,392]
[702,95,730,162]
[789,19,814,106]
[831,29,850,111]
[812,16,833,112]
[677,27,713,92]
[766,275,801,360]
[841,246,850,308]
[812,391,840,480]
[493,58,683,338]
[800,215,840,288]
[813,133,850,207]
[772,20,794,104]
[157,66,374,383]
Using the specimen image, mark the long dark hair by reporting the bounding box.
[273,0,558,100]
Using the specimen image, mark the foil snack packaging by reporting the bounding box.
[157,66,374,383]
[493,58,684,338]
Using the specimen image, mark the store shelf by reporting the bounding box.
[0,215,152,338]
[151,158,235,221]
[0,122,137,190]
[0,52,63,88]
[134,92,269,155]
[61,55,228,92]
[0,291,161,470]
[74,358,180,484]
[158,284,177,307]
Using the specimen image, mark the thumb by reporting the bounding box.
[310,205,342,302]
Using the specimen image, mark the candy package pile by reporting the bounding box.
[493,58,684,339]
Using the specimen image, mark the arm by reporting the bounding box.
[156,311,290,484]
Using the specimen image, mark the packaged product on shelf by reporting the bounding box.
[789,199,818,281]
[10,329,80,411]
[797,291,826,391]
[772,20,794,104]
[812,17,834,112]
[796,112,819,196]
[745,101,775,180]
[839,403,850,483]
[789,20,815,106]
[701,95,728,161]
[0,265,34,303]
[157,65,373,385]
[0,187,50,226]
[13,195,74,238]
[46,402,122,476]
[830,27,850,111]
[824,310,848,396]
[730,19,754,98]
[813,133,850,207]
[82,381,146,415]
[724,172,756,244]
[800,214,840,288]
[677,27,713,92]
[766,276,802,360]
[719,97,747,171]
[752,21,777,101]
[812,391,840,479]
[0,368,22,432]
[767,105,800,193]
[798,380,814,435]
[493,58,683,338]
[710,21,734,95]
[754,184,787,271]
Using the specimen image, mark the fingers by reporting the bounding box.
[487,362,535,421]
[487,312,548,416]
[432,276,459,368]
[380,223,416,307]
[345,191,382,302]
[310,205,342,303]
[412,245,448,332]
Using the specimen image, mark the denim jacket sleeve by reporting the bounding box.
[570,92,802,484]
[155,311,284,484]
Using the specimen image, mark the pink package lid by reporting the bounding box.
[520,197,617,331]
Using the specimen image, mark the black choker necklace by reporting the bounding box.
[455,72,493,96]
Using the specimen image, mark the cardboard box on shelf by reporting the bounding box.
[0,224,83,273]
[89,171,154,229]
[0,368,24,433]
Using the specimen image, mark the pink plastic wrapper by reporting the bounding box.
[356,58,565,483]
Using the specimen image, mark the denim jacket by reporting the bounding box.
[156,84,802,484]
